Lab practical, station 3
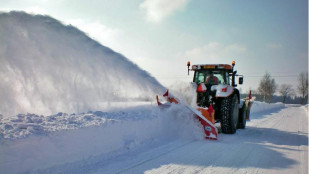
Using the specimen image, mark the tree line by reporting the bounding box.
[244,72,308,104]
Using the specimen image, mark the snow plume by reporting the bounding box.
[158,104,204,140]
[0,11,166,116]
[168,81,197,107]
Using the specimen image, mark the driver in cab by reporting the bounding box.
[205,72,219,85]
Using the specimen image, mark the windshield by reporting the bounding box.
[193,70,230,85]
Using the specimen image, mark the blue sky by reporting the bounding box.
[1,0,308,94]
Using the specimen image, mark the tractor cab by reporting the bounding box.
[192,64,233,86]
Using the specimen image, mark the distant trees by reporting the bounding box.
[258,72,277,103]
[297,72,308,104]
[244,72,308,104]
[279,84,295,103]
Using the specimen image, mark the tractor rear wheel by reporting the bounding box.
[220,94,239,134]
[237,104,246,129]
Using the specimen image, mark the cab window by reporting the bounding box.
[193,71,205,84]
[194,70,229,85]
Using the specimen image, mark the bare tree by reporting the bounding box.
[297,72,308,104]
[258,72,277,103]
[279,84,295,103]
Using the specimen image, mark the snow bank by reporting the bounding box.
[0,11,165,117]
[250,101,286,114]
[249,101,286,121]
[0,104,203,174]
[0,107,145,140]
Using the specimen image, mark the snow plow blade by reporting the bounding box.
[156,90,218,140]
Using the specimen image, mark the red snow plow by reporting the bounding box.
[156,61,253,140]
[156,90,218,140]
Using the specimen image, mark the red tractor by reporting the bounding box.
[156,61,252,139]
[187,61,252,134]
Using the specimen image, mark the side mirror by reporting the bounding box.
[239,76,243,85]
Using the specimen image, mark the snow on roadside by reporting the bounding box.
[301,104,308,115]
[0,103,204,174]
[0,105,157,140]
[250,101,286,119]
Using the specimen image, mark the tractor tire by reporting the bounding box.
[237,104,246,129]
[246,103,251,120]
[220,94,239,134]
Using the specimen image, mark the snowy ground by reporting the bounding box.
[0,102,308,174]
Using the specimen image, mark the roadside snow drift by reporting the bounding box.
[0,104,204,174]
[0,11,165,116]
[250,101,285,115]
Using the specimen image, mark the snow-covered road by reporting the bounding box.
[1,104,308,174]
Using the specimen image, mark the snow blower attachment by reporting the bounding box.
[156,90,218,140]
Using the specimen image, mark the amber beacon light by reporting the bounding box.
[187,61,191,75]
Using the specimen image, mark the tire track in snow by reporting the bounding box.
[115,140,195,174]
